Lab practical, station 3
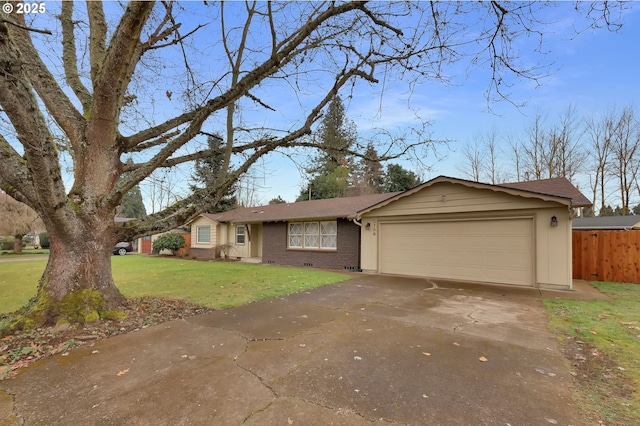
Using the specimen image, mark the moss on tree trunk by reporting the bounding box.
[0,231,127,335]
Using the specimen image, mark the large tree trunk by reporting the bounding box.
[12,236,23,254]
[11,214,125,330]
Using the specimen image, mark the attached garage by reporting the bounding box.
[379,218,534,286]
[356,176,592,290]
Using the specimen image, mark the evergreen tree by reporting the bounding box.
[315,95,357,169]
[269,196,287,205]
[299,96,358,200]
[298,167,350,201]
[119,185,147,218]
[383,164,421,192]
[191,135,237,212]
[352,143,384,195]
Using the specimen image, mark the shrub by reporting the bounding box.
[1,237,13,251]
[39,233,50,249]
[152,233,185,255]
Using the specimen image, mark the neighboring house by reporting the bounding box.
[187,192,399,269]
[572,216,640,230]
[138,226,191,255]
[189,175,591,290]
[572,216,640,283]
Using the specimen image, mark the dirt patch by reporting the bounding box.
[559,335,637,425]
[1,297,214,380]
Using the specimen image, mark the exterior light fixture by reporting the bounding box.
[365,223,371,230]
[441,194,447,202]
[550,215,558,227]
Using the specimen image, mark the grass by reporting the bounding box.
[0,255,351,314]
[544,282,640,426]
[111,256,351,309]
[0,248,50,256]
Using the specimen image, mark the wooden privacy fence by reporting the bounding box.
[573,230,640,283]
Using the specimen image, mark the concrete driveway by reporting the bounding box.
[1,275,591,425]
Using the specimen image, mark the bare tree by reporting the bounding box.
[549,105,586,182]
[520,107,585,183]
[460,138,485,182]
[610,106,640,215]
[585,110,615,215]
[483,129,503,184]
[521,113,548,180]
[0,1,624,328]
[236,173,265,208]
[505,133,523,182]
[142,169,187,215]
[460,139,486,182]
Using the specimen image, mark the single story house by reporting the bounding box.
[187,192,399,269]
[188,175,591,290]
[572,216,640,230]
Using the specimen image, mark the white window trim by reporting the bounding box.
[288,221,337,250]
[196,225,211,244]
[288,223,303,248]
[236,226,246,245]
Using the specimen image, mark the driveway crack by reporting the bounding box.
[453,310,481,332]
[0,390,23,425]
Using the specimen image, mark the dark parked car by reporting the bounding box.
[113,241,134,256]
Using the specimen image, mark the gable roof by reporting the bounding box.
[499,177,592,207]
[355,175,591,218]
[573,216,640,230]
[200,192,400,224]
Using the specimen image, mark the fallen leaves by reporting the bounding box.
[0,296,215,380]
[479,356,488,362]
[116,368,130,377]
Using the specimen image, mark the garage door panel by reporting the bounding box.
[379,219,533,286]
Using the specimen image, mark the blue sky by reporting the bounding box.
[253,3,640,205]
[6,2,640,211]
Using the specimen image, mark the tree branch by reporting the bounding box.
[87,1,108,83]
[60,2,92,112]
[8,15,86,149]
[0,26,72,227]
[0,18,52,35]
[0,134,36,205]
[90,1,154,128]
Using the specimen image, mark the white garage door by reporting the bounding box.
[379,218,534,286]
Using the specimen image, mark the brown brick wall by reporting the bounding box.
[189,247,216,260]
[262,219,360,270]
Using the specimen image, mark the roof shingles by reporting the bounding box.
[196,176,591,225]
[499,177,592,207]
[206,192,400,224]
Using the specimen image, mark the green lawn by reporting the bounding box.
[545,282,640,426]
[0,249,50,257]
[0,255,351,314]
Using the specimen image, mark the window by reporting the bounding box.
[288,223,303,248]
[320,221,337,249]
[236,226,245,245]
[196,226,211,244]
[304,222,319,248]
[288,221,337,250]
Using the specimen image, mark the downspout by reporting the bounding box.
[352,218,363,271]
